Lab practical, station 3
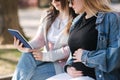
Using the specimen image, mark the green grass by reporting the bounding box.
[0,49,21,76]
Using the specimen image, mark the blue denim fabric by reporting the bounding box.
[67,12,120,80]
[12,52,56,80]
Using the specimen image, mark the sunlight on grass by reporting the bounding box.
[0,49,21,76]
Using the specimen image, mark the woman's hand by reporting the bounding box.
[67,66,83,78]
[32,49,43,61]
[14,37,32,52]
[73,49,83,62]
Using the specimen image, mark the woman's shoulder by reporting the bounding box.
[98,11,120,18]
[105,12,120,23]
[96,11,120,23]
[106,11,120,17]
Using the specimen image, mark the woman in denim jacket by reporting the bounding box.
[64,0,120,80]
[12,0,77,80]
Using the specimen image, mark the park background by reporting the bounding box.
[0,0,120,79]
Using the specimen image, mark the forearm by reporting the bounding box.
[81,47,120,72]
[29,27,45,49]
[42,46,70,62]
[29,37,45,49]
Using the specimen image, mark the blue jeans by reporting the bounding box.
[12,52,56,80]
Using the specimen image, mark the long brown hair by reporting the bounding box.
[43,0,77,33]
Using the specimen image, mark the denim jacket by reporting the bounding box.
[66,12,120,80]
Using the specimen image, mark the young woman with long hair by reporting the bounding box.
[47,0,120,80]
[12,0,77,80]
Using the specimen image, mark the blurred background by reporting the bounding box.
[0,0,120,79]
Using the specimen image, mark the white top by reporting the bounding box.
[47,17,68,44]
[29,15,70,74]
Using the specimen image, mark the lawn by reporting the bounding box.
[0,46,21,77]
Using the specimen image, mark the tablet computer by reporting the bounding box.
[8,29,32,49]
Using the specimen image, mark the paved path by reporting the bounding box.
[18,3,120,38]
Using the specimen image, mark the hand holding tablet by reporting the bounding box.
[8,29,33,49]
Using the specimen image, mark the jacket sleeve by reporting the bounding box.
[64,52,74,72]
[42,46,70,62]
[81,13,120,73]
[29,25,45,49]
[29,15,46,49]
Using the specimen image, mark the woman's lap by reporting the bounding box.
[12,52,56,80]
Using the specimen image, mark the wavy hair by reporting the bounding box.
[43,0,77,33]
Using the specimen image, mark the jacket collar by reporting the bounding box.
[96,12,106,24]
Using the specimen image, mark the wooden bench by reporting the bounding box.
[0,75,12,80]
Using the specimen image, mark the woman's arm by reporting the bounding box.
[29,27,45,49]
[29,20,46,49]
[42,46,70,62]
[75,13,120,72]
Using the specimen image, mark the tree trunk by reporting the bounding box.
[0,0,25,44]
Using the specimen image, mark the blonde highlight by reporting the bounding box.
[83,0,112,16]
